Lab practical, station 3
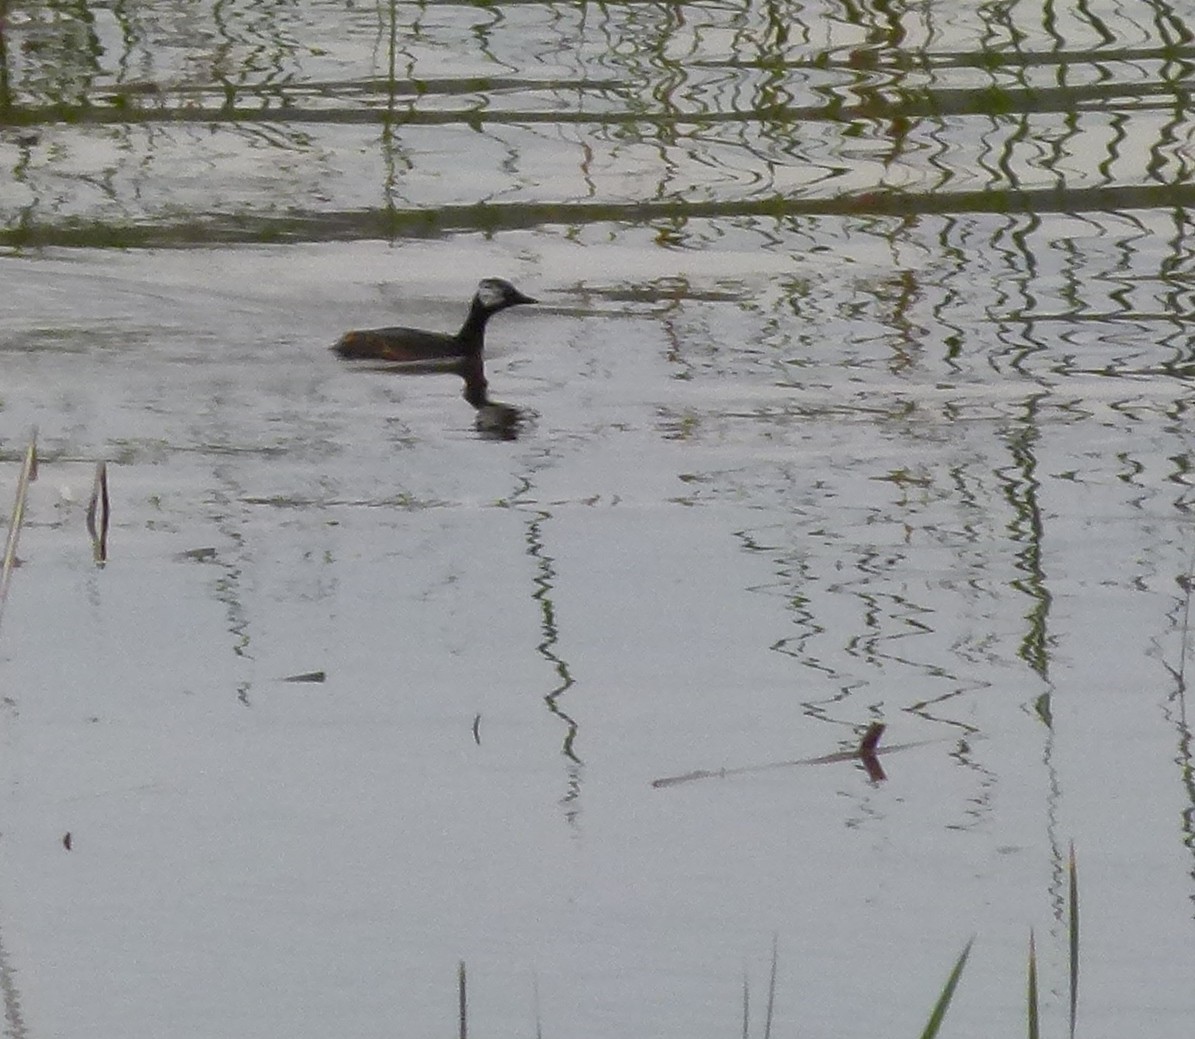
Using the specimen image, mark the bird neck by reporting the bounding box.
[457,297,494,352]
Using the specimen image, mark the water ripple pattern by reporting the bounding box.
[4,1,1195,243]
[3,5,1195,1038]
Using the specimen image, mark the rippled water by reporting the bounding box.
[7,0,1195,243]
[2,3,1195,1038]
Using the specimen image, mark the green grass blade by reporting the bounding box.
[741,969,750,1039]
[458,960,467,1039]
[533,972,543,1039]
[919,937,974,1039]
[1068,844,1079,1039]
[763,933,778,1039]
[1027,929,1039,1039]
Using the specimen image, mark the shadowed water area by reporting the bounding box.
[2,2,1194,1037]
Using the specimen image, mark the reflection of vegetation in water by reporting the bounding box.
[509,468,582,816]
[210,0,303,105]
[5,2,1195,244]
[380,0,414,214]
[0,0,9,111]
[1159,562,1195,895]
[999,397,1052,681]
[523,502,579,750]
[2,0,101,106]
[9,182,1195,250]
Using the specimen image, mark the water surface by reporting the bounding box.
[2,3,1194,1038]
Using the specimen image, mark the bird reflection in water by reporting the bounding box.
[460,350,531,441]
[333,278,537,441]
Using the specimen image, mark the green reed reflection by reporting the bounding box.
[1000,399,1052,681]
[4,1,1195,246]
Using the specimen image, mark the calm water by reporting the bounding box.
[2,3,1195,1038]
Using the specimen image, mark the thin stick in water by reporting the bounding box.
[652,722,899,789]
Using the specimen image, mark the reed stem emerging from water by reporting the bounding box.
[1068,843,1079,1039]
[0,431,38,633]
[919,937,974,1039]
[458,959,467,1039]
[86,460,110,563]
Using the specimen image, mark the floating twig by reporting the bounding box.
[651,722,914,789]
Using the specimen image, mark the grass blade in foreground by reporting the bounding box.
[1069,844,1079,1039]
[764,933,778,1039]
[918,937,973,1039]
[533,972,543,1039]
[1027,929,1039,1039]
[458,960,467,1039]
[456,956,466,1037]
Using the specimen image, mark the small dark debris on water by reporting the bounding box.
[472,713,481,745]
[281,670,326,683]
[62,832,72,851]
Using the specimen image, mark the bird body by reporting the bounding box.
[334,325,466,363]
[333,278,537,436]
[333,278,536,363]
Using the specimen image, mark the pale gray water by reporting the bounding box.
[2,3,1195,1038]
